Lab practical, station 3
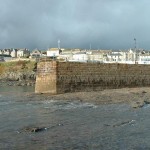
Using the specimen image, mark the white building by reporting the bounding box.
[89,50,105,62]
[72,52,88,62]
[17,48,30,58]
[125,49,135,62]
[58,53,73,61]
[0,49,11,55]
[30,49,42,58]
[107,52,122,62]
[11,49,17,58]
[47,48,60,57]
[138,54,150,64]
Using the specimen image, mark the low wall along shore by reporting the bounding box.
[35,61,150,94]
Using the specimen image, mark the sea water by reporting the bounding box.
[0,86,150,150]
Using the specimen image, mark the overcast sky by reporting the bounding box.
[0,0,150,50]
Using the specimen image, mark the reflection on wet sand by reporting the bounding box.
[1,86,150,149]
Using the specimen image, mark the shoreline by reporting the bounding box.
[25,87,150,108]
[1,81,149,108]
[0,79,35,86]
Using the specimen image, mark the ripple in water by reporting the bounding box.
[42,100,97,110]
[0,101,12,106]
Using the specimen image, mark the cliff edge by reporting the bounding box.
[0,60,37,86]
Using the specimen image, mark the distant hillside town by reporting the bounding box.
[0,47,150,64]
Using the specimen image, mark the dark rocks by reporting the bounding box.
[130,99,150,108]
[0,71,36,80]
[22,126,47,133]
[131,100,145,108]
[104,120,136,127]
[0,71,36,86]
[144,100,150,104]
[142,91,147,94]
[0,80,35,87]
[20,123,64,134]
[112,120,136,127]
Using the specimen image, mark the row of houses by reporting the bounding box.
[47,48,150,64]
[1,48,150,64]
[0,48,45,59]
[0,48,30,58]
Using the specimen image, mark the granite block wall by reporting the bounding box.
[35,61,57,94]
[35,61,150,94]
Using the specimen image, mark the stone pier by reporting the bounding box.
[35,61,150,94]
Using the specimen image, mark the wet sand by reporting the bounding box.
[1,86,150,149]
[25,87,150,106]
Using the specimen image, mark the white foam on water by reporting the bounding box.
[63,102,97,110]
[0,101,12,106]
[43,100,57,103]
[143,104,150,109]
[43,100,97,110]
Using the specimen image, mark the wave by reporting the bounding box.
[0,101,12,106]
[42,100,97,110]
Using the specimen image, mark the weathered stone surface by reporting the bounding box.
[35,61,57,93]
[35,61,150,94]
[1,71,36,81]
[0,71,36,86]
[130,100,145,108]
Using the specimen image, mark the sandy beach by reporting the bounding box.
[25,87,150,107]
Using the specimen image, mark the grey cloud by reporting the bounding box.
[0,0,150,50]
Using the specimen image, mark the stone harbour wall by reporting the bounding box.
[35,61,57,94]
[35,61,150,94]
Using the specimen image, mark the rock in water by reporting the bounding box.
[23,127,46,133]
[130,100,145,108]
